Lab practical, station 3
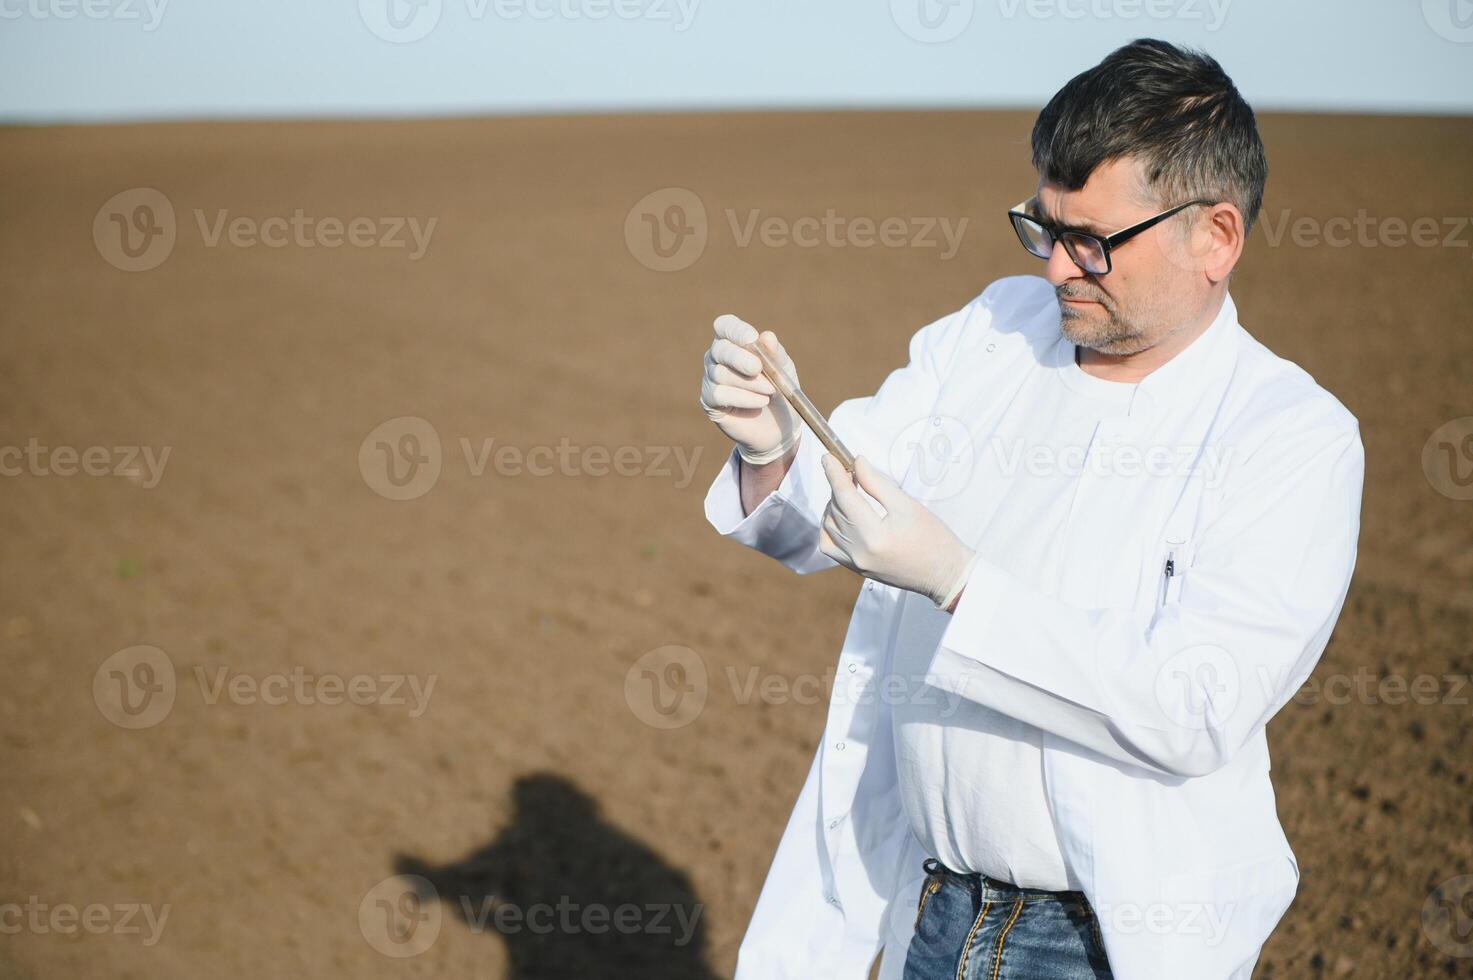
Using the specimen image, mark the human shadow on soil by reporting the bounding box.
[394,772,719,980]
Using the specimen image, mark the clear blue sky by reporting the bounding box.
[2,0,1470,121]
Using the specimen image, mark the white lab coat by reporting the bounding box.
[703,276,1364,980]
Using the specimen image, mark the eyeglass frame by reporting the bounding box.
[1007,197,1217,275]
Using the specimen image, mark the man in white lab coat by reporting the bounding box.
[697,39,1364,980]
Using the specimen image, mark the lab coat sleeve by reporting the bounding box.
[925,409,1365,779]
[703,294,981,574]
[701,427,838,575]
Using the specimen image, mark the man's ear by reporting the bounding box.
[1202,203,1246,283]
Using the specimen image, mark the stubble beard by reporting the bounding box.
[1057,290,1152,357]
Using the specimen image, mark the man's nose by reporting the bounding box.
[1043,241,1086,286]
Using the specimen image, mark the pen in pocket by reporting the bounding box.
[1160,549,1177,607]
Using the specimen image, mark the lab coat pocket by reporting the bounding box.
[1154,466,1207,613]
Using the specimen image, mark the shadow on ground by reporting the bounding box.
[395,773,719,980]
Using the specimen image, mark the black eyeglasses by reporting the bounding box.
[1008,198,1215,275]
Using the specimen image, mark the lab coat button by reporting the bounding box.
[834,741,846,751]
[986,342,997,353]
[847,663,858,673]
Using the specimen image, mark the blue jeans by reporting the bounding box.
[903,859,1113,980]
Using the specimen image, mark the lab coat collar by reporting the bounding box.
[1126,291,1241,418]
[1058,291,1241,420]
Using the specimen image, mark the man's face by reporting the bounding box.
[1034,156,1206,356]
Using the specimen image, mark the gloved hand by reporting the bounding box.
[699,314,802,465]
[818,454,978,610]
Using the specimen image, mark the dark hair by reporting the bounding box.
[1031,38,1267,233]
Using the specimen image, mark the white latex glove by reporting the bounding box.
[699,314,802,465]
[818,454,978,610]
